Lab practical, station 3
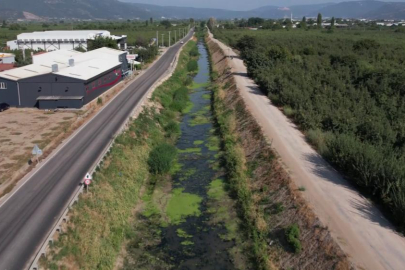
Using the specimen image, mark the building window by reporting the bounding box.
[0,82,6,89]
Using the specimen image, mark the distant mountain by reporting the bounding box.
[316,1,387,18]
[289,3,336,17]
[365,2,405,19]
[2,0,405,21]
[0,0,148,20]
[125,3,248,19]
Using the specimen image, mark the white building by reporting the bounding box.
[7,30,127,52]
[0,53,15,64]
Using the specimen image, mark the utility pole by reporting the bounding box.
[175,30,176,44]
[156,31,159,47]
[161,34,164,47]
[169,31,171,47]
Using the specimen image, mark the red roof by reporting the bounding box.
[0,64,15,72]
[33,51,47,56]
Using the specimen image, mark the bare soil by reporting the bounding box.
[207,34,353,270]
[0,72,143,198]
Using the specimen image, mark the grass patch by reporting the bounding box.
[166,188,202,225]
[207,179,227,200]
[179,168,197,181]
[202,93,211,100]
[177,228,193,238]
[189,115,210,126]
[181,240,194,246]
[179,147,202,153]
[182,101,194,114]
[193,140,204,145]
[191,81,209,89]
[206,135,220,151]
[285,223,302,254]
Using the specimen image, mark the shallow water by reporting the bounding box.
[157,40,237,269]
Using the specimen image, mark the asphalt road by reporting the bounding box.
[0,30,193,270]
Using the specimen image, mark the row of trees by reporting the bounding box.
[218,29,405,232]
[221,14,331,30]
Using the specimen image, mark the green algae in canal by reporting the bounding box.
[166,188,203,225]
[124,39,250,270]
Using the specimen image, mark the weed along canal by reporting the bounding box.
[123,39,250,269]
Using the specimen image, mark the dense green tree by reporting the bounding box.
[247,17,264,27]
[300,16,307,29]
[161,20,171,29]
[87,36,118,51]
[317,13,322,28]
[74,46,86,52]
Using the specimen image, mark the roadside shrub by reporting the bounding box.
[97,97,103,105]
[164,121,181,138]
[184,76,193,86]
[189,46,199,57]
[187,60,198,72]
[170,87,189,112]
[306,129,330,155]
[285,223,302,253]
[147,143,177,175]
[283,105,295,117]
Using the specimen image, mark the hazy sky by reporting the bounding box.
[126,0,404,11]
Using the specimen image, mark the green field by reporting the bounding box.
[211,26,405,232]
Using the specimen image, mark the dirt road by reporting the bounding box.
[208,31,405,270]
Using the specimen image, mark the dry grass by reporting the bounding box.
[207,35,353,270]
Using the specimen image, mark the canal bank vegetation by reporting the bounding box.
[122,35,251,269]
[206,34,352,270]
[39,40,198,270]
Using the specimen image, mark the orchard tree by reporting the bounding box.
[300,16,307,29]
[208,17,217,30]
[317,13,322,28]
[161,20,171,29]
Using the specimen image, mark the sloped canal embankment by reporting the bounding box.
[122,40,251,269]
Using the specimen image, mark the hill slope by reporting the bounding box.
[1,0,147,20]
[2,0,405,20]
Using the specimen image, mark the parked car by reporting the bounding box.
[0,103,9,112]
[180,41,184,44]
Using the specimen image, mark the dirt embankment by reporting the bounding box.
[207,36,352,270]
